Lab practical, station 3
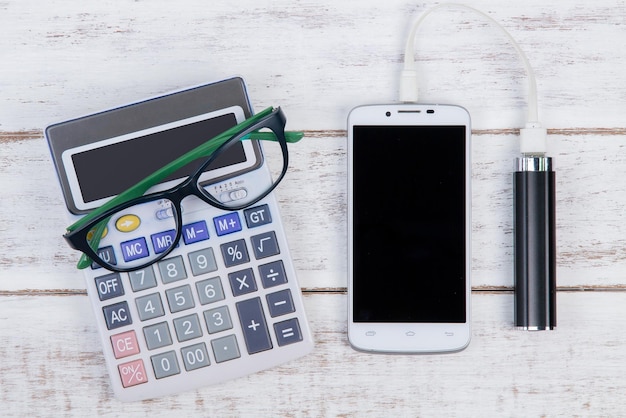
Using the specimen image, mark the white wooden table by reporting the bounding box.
[2,0,626,415]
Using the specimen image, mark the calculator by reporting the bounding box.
[46,77,313,401]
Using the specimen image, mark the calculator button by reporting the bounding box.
[93,246,116,269]
[151,229,177,254]
[211,334,241,363]
[236,297,272,354]
[151,351,180,379]
[182,220,210,245]
[115,214,141,232]
[128,266,157,292]
[181,342,211,371]
[220,239,250,267]
[135,292,165,321]
[165,285,195,313]
[258,260,288,288]
[244,204,272,228]
[188,247,218,276]
[120,237,150,263]
[214,212,242,236]
[195,277,225,305]
[111,330,141,359]
[274,318,303,347]
[143,322,173,350]
[203,305,233,334]
[266,289,295,318]
[103,301,133,330]
[173,313,203,342]
[250,231,280,259]
[95,273,124,301]
[158,255,187,284]
[228,268,257,297]
[118,359,148,388]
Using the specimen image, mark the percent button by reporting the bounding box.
[220,239,250,268]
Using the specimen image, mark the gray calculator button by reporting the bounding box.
[143,322,173,350]
[173,313,203,342]
[258,260,288,288]
[103,301,132,330]
[250,231,280,260]
[274,318,303,347]
[228,268,257,297]
[195,277,225,305]
[151,350,180,379]
[236,297,272,354]
[135,292,165,321]
[220,239,250,268]
[211,334,241,363]
[266,289,295,318]
[181,343,211,371]
[243,204,272,228]
[188,247,218,276]
[165,285,195,313]
[203,305,233,334]
[158,255,187,284]
[129,266,157,292]
[95,273,124,301]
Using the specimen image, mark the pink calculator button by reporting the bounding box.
[118,359,148,388]
[111,330,140,359]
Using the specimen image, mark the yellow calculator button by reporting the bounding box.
[116,215,141,232]
[86,225,108,241]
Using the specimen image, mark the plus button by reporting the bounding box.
[248,320,260,331]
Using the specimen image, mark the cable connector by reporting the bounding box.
[519,122,548,155]
[399,68,419,103]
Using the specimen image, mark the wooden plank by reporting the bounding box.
[1,0,625,130]
[0,291,624,415]
[2,132,626,290]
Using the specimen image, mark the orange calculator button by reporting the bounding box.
[116,214,141,232]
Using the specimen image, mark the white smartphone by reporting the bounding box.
[347,104,471,353]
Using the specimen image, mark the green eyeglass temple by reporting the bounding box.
[66,106,303,270]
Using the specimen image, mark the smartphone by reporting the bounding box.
[347,104,471,353]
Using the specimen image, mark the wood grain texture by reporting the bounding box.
[2,0,626,415]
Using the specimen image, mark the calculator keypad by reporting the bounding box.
[92,201,311,399]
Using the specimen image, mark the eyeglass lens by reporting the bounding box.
[85,130,285,271]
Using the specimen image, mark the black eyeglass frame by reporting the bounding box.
[64,107,290,273]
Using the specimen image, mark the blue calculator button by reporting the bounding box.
[120,237,150,262]
[213,212,242,236]
[182,220,209,244]
[151,229,177,254]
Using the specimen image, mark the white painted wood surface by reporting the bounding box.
[2,0,626,415]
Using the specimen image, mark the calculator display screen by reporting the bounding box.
[72,113,243,204]
[351,125,467,323]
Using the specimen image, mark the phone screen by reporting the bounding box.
[351,125,467,323]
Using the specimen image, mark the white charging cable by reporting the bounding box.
[400,3,546,155]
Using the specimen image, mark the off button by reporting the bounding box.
[116,214,141,232]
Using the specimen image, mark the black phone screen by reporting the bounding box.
[351,125,467,323]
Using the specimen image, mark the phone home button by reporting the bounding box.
[365,331,376,336]
[405,331,416,337]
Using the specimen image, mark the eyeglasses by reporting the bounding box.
[63,106,302,273]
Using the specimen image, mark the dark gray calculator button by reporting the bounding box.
[103,301,132,330]
[259,260,288,288]
[93,246,116,270]
[228,268,257,297]
[250,231,280,259]
[95,273,124,301]
[266,289,295,318]
[244,204,272,228]
[220,239,250,268]
[128,266,157,292]
[236,297,272,354]
[274,318,303,347]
